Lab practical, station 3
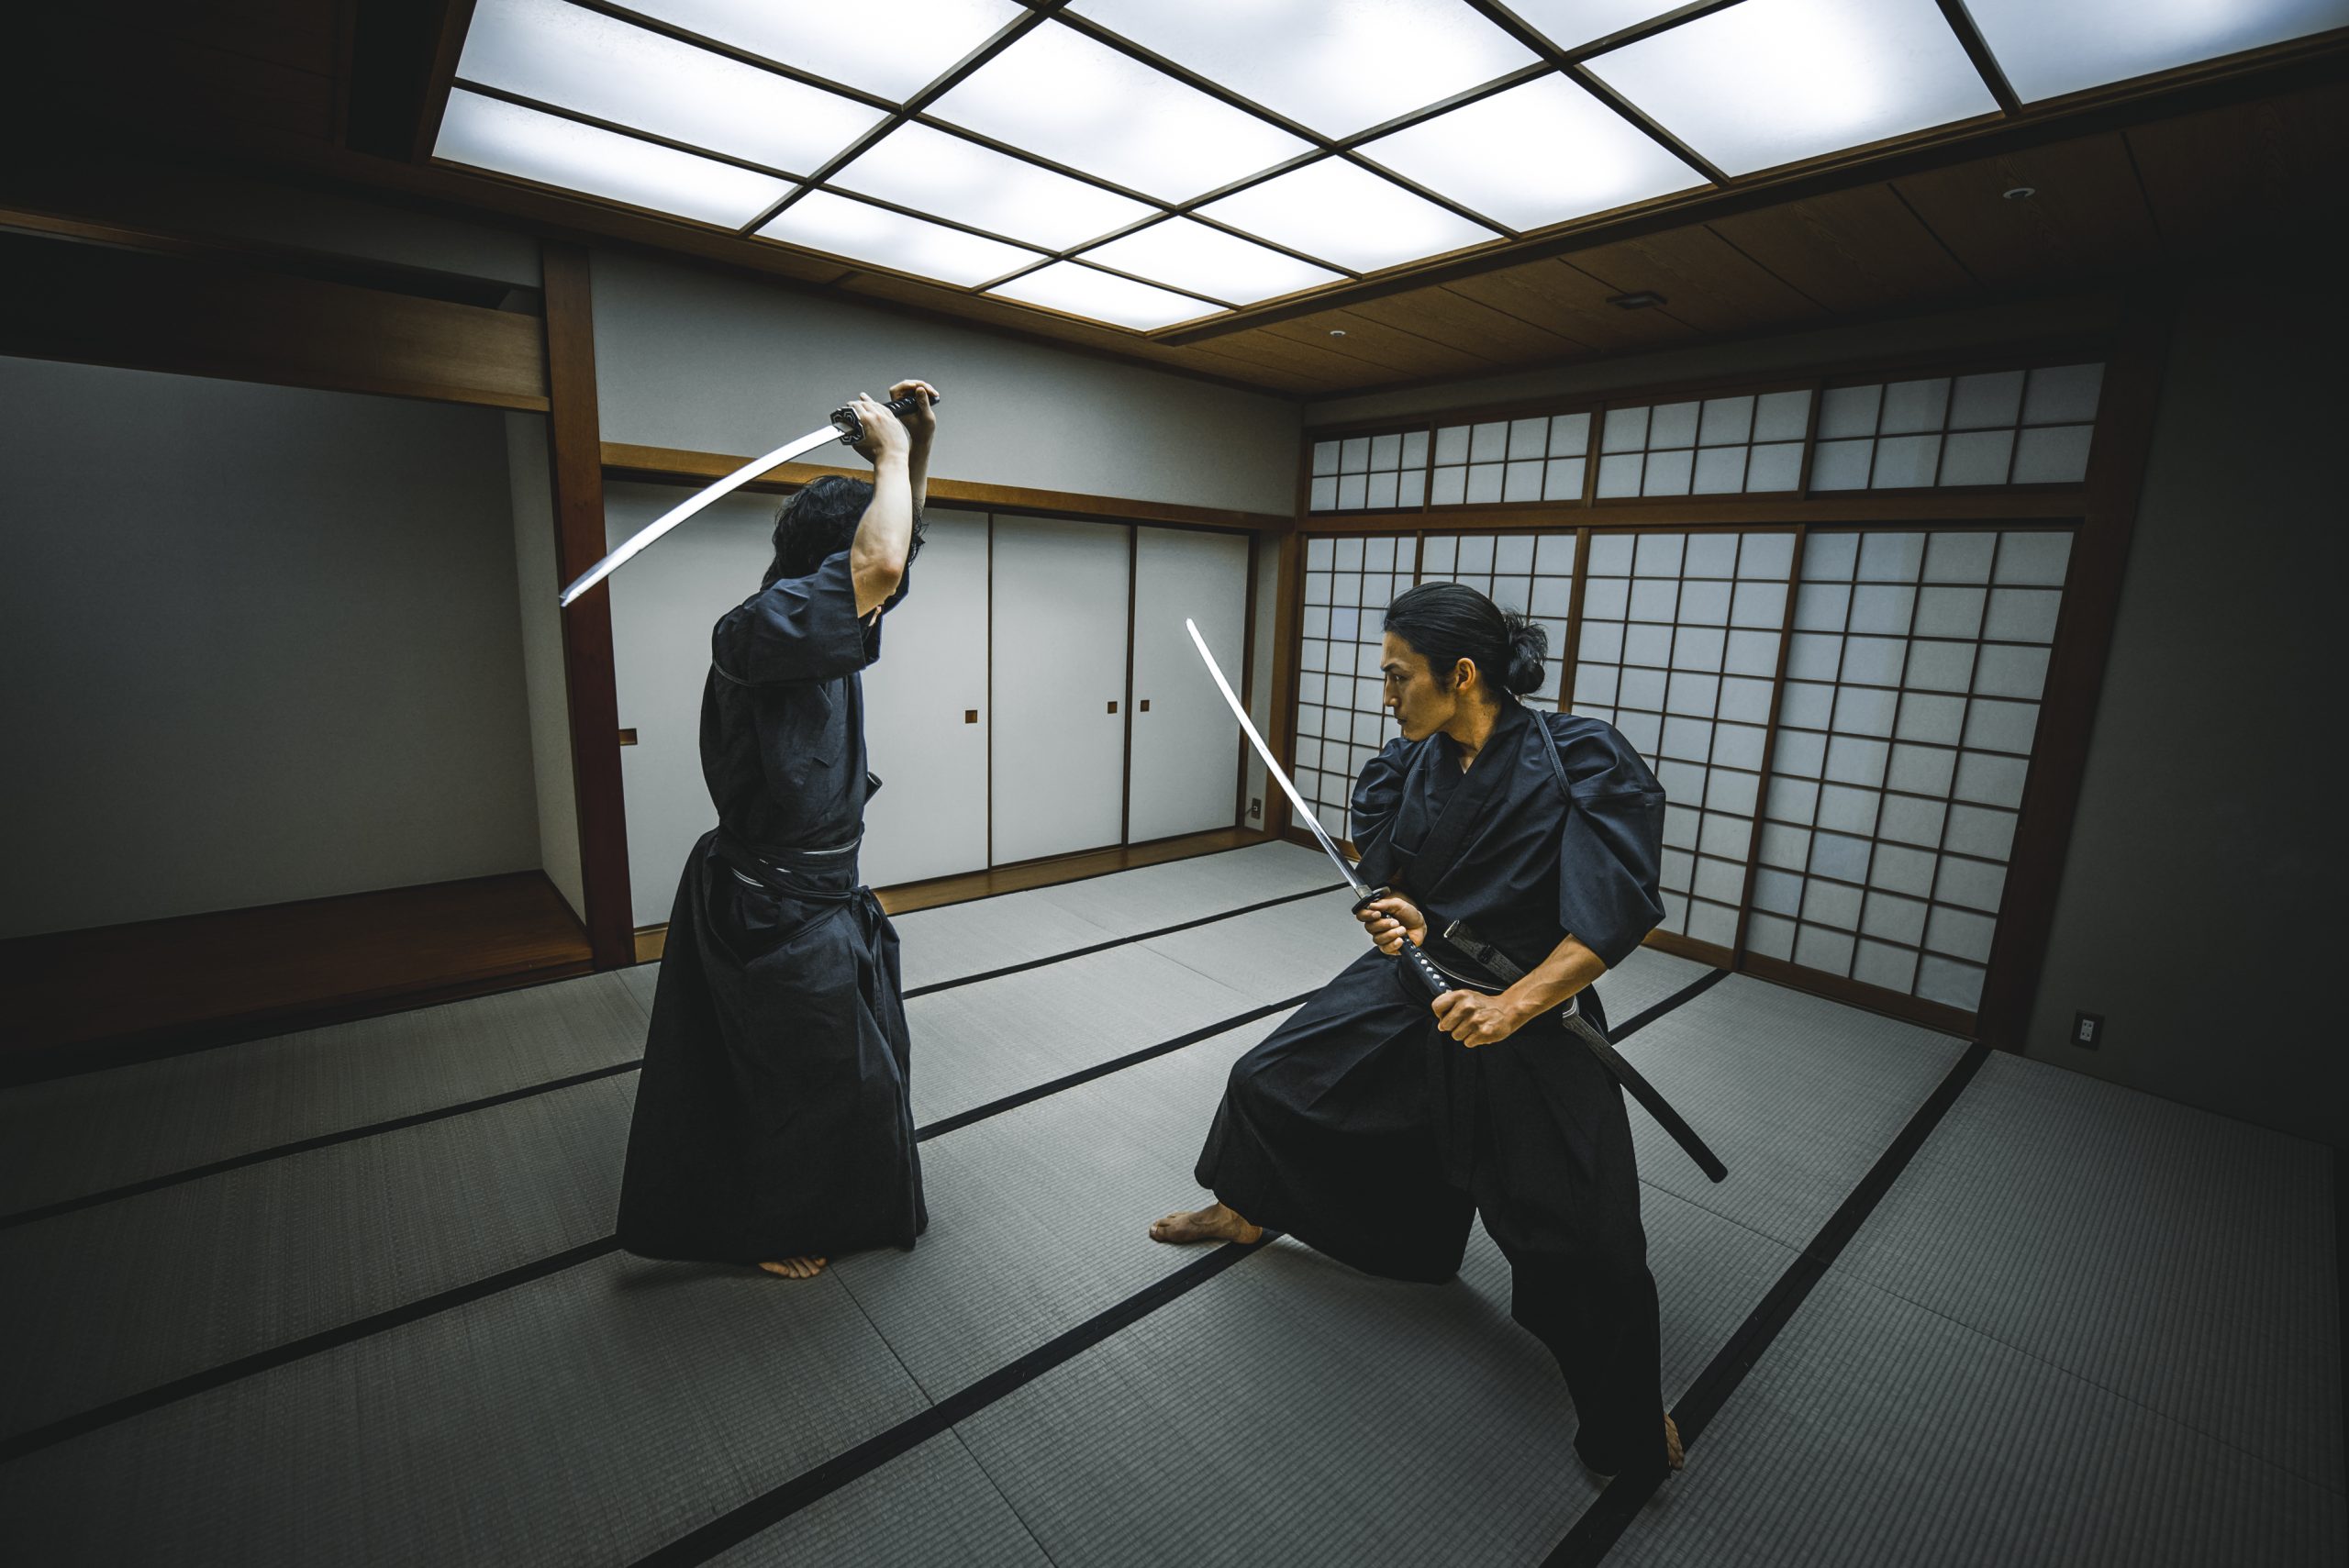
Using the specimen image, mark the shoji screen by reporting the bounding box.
[1296,534,1416,841]
[1416,529,1578,707]
[1748,528,2073,1013]
[1567,530,1798,951]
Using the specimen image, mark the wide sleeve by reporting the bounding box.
[1348,737,1414,879]
[710,551,873,685]
[1546,715,1666,969]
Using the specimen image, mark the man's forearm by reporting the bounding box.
[851,452,915,587]
[1501,932,1606,1021]
[907,445,930,520]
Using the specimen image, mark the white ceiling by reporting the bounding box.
[433,0,2349,332]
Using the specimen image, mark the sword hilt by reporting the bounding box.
[830,388,941,447]
[1353,885,1457,1003]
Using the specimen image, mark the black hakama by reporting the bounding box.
[617,552,925,1265]
[1196,698,1673,1474]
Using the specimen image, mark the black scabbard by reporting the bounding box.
[1446,920,1729,1184]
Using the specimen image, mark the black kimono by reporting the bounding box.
[1196,698,1672,1475]
[617,551,925,1265]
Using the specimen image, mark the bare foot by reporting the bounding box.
[1664,1412,1685,1473]
[757,1256,828,1280]
[1148,1202,1263,1246]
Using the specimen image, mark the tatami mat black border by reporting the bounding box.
[1542,1038,1993,1568]
[900,881,1347,997]
[0,953,1727,1485]
[624,963,1735,1566]
[2335,1146,2346,1501]
[0,878,1347,1232]
[631,1230,1284,1568]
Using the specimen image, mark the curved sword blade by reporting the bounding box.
[558,422,843,608]
[1186,617,1368,898]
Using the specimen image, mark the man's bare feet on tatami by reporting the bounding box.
[758,1256,827,1279]
[1148,1202,1263,1245]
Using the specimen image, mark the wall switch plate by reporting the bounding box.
[2071,1011,2103,1050]
[1249,797,1262,819]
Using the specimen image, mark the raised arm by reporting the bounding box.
[842,393,913,618]
[887,377,938,522]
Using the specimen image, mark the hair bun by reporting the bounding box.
[1501,610,1547,696]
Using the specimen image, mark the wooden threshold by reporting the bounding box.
[631,827,1286,962]
[0,872,593,1084]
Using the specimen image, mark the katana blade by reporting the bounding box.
[559,388,938,608]
[1186,617,1369,899]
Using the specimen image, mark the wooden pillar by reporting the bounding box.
[540,241,635,970]
[1974,298,2173,1052]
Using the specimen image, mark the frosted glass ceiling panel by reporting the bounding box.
[830,121,1154,250]
[457,0,881,174]
[1964,0,2349,103]
[1512,0,1693,50]
[1585,0,1999,176]
[1067,0,1537,138]
[1195,157,1499,272]
[758,191,1041,285]
[435,89,792,227]
[989,262,1221,329]
[623,0,1024,101]
[1080,217,1342,304]
[1362,73,1705,231]
[930,21,1310,202]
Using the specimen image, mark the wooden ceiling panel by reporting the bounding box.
[1197,328,1413,392]
[1564,224,1831,336]
[1706,183,1984,316]
[2125,80,2349,256]
[1256,307,1504,380]
[1892,133,2162,290]
[1443,258,1707,353]
[1346,285,1594,367]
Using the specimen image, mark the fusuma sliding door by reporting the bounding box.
[990,515,1131,865]
[1127,526,1249,844]
[862,510,989,888]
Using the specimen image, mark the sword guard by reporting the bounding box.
[830,388,941,447]
[1350,885,1395,917]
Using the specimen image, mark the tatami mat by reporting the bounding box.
[906,944,1265,1128]
[0,972,649,1217]
[0,1074,635,1441]
[1615,974,1968,1244]
[708,1431,1051,1568]
[1604,1267,2348,1568]
[1835,1051,2343,1488]
[0,1251,931,1564]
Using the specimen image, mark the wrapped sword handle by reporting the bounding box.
[1352,885,1458,1003]
[829,388,941,447]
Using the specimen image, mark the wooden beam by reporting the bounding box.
[598,441,1295,534]
[542,241,636,971]
[1973,295,2174,1053]
[0,228,546,410]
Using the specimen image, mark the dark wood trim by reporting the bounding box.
[1932,0,2025,117]
[0,871,591,1084]
[1236,529,1264,828]
[1972,295,2174,1053]
[1731,525,1811,961]
[985,512,996,870]
[411,0,479,163]
[600,441,1292,534]
[1297,494,2089,531]
[541,241,635,971]
[1119,524,1139,846]
[1740,951,1978,1039]
[1644,928,1734,970]
[0,225,547,411]
[1557,525,1593,712]
[1267,529,1307,840]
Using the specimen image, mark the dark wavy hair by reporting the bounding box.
[1382,581,1546,701]
[760,474,927,590]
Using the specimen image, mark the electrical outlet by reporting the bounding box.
[1249,797,1263,819]
[2071,1011,2103,1050]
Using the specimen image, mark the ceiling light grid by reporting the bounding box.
[430,0,2349,337]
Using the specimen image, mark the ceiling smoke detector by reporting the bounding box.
[1329,328,1347,337]
[2003,185,2037,201]
[1608,291,1666,309]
